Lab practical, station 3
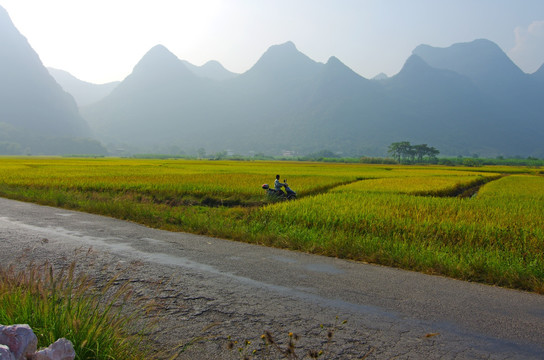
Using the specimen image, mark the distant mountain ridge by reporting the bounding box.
[0,5,87,136]
[0,5,105,155]
[413,39,526,83]
[82,44,222,147]
[181,59,238,81]
[48,68,119,106]
[534,63,544,79]
[51,58,236,108]
[81,40,544,157]
[372,73,388,80]
[243,41,321,81]
[2,2,542,157]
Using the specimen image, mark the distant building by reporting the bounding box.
[282,150,297,157]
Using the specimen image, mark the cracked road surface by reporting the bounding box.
[0,197,543,359]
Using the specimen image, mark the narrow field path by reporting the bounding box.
[0,197,542,359]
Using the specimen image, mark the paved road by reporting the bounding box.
[0,197,543,359]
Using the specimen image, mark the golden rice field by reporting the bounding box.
[0,157,542,293]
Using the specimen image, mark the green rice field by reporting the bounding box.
[0,157,542,293]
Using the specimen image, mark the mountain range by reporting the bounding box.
[1,4,543,157]
[82,40,543,157]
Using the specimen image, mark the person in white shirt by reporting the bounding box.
[274,174,287,195]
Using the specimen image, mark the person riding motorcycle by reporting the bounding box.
[261,175,297,200]
[274,174,287,196]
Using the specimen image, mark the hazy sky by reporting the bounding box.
[2,1,543,84]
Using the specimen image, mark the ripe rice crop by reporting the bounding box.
[0,158,372,205]
[254,174,543,291]
[477,174,544,200]
[0,157,542,292]
[333,174,498,196]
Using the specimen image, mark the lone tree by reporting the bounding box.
[388,142,439,163]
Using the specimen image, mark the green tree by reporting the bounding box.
[425,146,440,161]
[413,144,440,163]
[388,141,413,163]
[389,142,439,164]
[413,144,428,162]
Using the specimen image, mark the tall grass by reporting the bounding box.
[0,261,154,359]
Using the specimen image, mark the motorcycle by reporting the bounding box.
[261,179,297,200]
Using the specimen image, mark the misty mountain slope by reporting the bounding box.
[240,42,321,82]
[201,42,329,151]
[82,44,228,146]
[288,56,386,152]
[534,63,544,80]
[411,39,541,115]
[48,67,119,106]
[413,39,526,89]
[312,56,376,100]
[412,40,544,156]
[181,60,238,81]
[298,54,493,155]
[0,5,106,155]
[372,73,389,80]
[0,5,89,137]
[218,43,386,154]
[81,39,544,157]
[228,42,323,110]
[383,54,483,123]
[379,55,498,154]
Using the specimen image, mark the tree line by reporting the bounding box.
[387,141,439,163]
